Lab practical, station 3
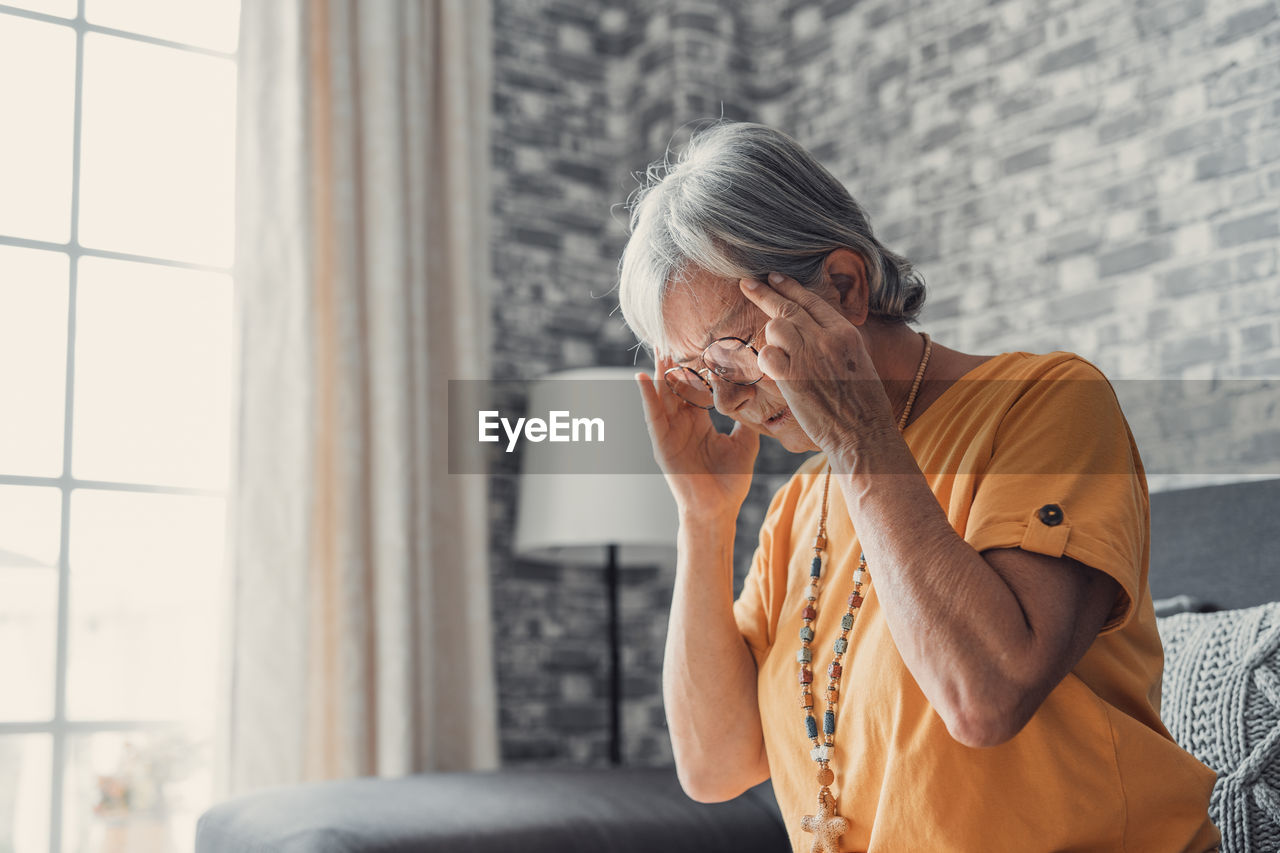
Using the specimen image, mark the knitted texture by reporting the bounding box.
[1159,603,1280,853]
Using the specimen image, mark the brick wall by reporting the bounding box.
[490,0,784,768]
[488,0,1280,767]
[761,0,1280,386]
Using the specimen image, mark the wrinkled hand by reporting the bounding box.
[738,272,898,459]
[635,356,759,523]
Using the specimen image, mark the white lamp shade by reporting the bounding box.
[513,367,678,566]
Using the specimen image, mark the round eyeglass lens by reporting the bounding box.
[664,366,713,409]
[703,338,762,385]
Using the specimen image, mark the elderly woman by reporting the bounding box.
[621,122,1219,853]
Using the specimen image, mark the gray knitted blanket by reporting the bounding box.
[1159,603,1280,853]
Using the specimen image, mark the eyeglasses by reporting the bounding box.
[663,328,765,410]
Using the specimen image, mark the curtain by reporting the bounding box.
[220,0,497,796]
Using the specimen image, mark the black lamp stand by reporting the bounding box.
[606,543,622,765]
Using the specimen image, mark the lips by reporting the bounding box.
[765,407,790,426]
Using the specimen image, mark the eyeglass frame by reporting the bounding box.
[662,325,766,410]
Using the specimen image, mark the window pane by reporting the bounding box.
[0,15,75,242]
[0,734,53,853]
[0,485,61,722]
[0,245,69,477]
[62,727,212,853]
[66,489,225,722]
[0,485,61,569]
[79,33,236,267]
[72,257,232,489]
[86,0,241,53]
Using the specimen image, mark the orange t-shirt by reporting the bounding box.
[733,351,1220,853]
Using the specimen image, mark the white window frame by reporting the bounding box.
[0,3,236,850]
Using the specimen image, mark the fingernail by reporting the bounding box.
[768,272,784,284]
[741,277,761,290]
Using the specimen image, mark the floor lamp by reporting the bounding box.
[513,367,677,765]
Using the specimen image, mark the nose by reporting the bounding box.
[708,372,755,417]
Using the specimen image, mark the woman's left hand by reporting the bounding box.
[738,272,898,459]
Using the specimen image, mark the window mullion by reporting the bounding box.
[47,0,85,848]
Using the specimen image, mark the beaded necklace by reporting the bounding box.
[798,332,932,853]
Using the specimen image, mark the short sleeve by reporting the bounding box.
[964,357,1147,635]
[733,532,774,671]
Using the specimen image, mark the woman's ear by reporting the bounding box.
[823,249,871,325]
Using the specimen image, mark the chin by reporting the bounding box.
[771,427,819,454]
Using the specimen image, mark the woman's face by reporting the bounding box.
[661,272,821,453]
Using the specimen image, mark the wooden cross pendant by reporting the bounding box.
[801,786,849,853]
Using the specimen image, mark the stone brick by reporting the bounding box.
[513,560,564,582]
[1162,117,1225,155]
[1214,3,1279,45]
[548,51,603,80]
[638,42,674,74]
[948,77,996,109]
[1159,260,1228,297]
[1216,210,1280,247]
[998,89,1043,119]
[1244,430,1280,464]
[1258,129,1280,165]
[1002,143,1053,175]
[1134,0,1206,37]
[1101,175,1158,207]
[1235,247,1278,282]
[867,56,910,94]
[1240,322,1274,353]
[1161,333,1231,371]
[1037,37,1097,75]
[922,294,961,321]
[503,739,561,761]
[1195,142,1250,180]
[543,0,596,28]
[552,159,606,184]
[1208,57,1280,107]
[1044,102,1099,135]
[1098,108,1155,143]
[922,120,968,152]
[511,225,564,251]
[1044,228,1101,261]
[552,703,609,729]
[1098,238,1173,277]
[948,21,992,52]
[1048,288,1118,323]
[867,3,899,28]
[502,67,563,95]
[671,11,722,34]
[1240,356,1280,377]
[989,24,1046,63]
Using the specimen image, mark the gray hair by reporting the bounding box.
[617,121,926,356]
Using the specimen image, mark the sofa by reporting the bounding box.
[196,478,1280,852]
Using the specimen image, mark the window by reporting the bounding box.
[0,1,240,851]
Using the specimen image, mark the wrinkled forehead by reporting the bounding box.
[660,270,757,363]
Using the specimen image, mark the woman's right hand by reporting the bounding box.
[635,356,759,523]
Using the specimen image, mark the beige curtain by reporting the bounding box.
[219,0,498,797]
